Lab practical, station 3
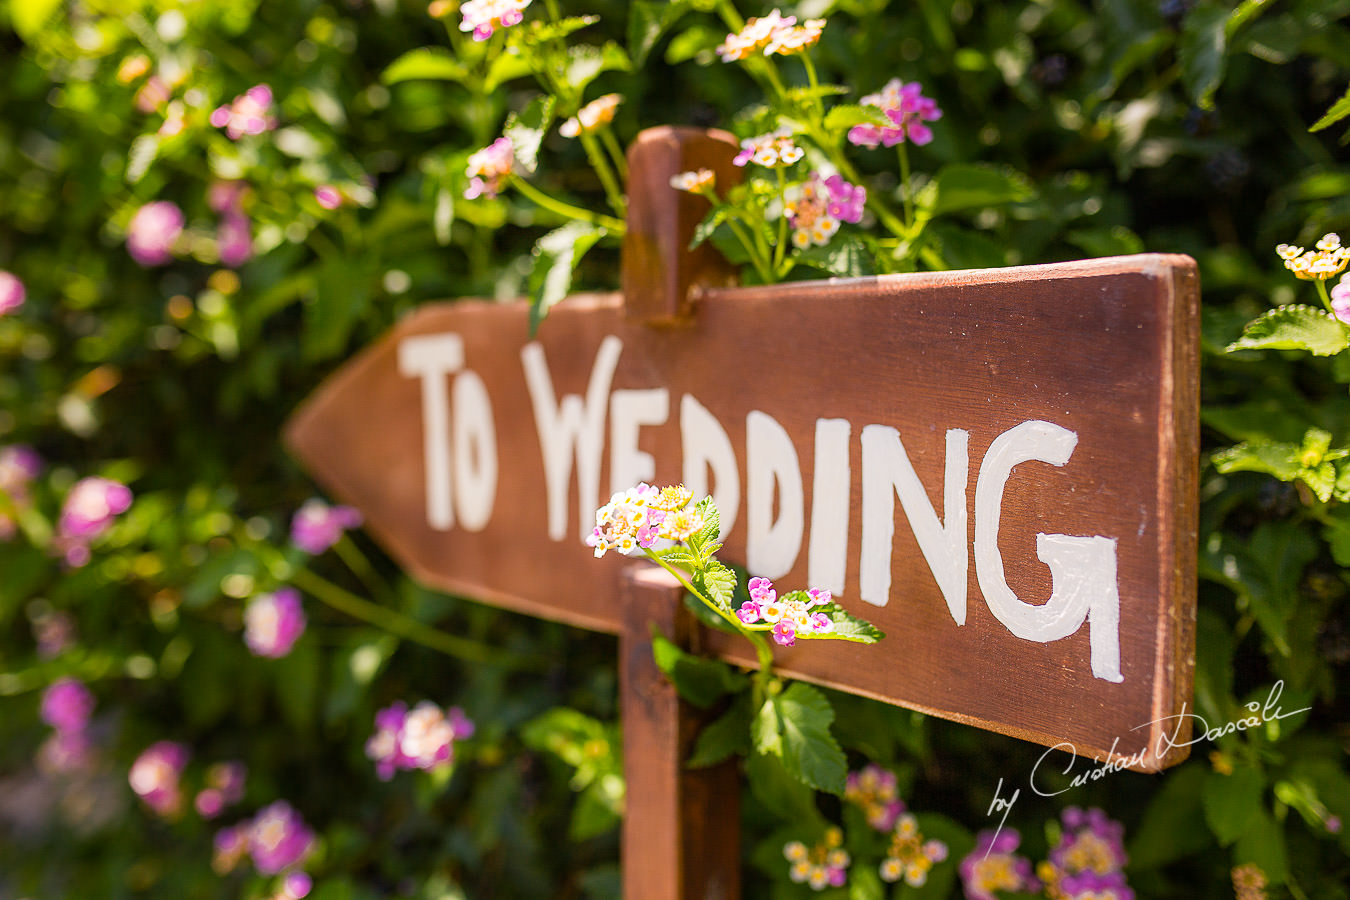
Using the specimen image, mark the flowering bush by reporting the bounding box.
[1,0,1348,897]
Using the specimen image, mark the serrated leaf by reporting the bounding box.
[528,15,600,42]
[381,48,469,84]
[689,495,720,550]
[696,559,737,612]
[527,220,604,335]
[651,632,748,708]
[1227,305,1350,356]
[504,95,556,175]
[745,751,822,825]
[1203,765,1265,845]
[1320,504,1350,565]
[775,683,847,794]
[689,206,731,251]
[1211,440,1303,481]
[654,547,697,567]
[1180,5,1229,110]
[792,236,874,278]
[1311,83,1350,132]
[565,42,632,95]
[752,695,783,757]
[802,603,885,644]
[822,104,891,134]
[688,694,752,767]
[926,163,1034,215]
[628,0,692,67]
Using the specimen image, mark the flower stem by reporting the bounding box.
[578,129,628,217]
[897,141,915,229]
[773,167,789,273]
[288,566,541,670]
[600,127,629,181]
[333,534,395,605]
[1316,279,1338,317]
[508,174,626,233]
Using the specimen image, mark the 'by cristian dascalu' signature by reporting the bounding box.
[980,680,1311,858]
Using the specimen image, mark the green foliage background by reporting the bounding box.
[0,0,1347,897]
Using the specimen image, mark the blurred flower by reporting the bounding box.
[848,79,943,148]
[210,84,277,140]
[464,137,515,200]
[717,9,796,61]
[208,181,248,214]
[844,763,904,831]
[196,760,247,818]
[1277,234,1350,281]
[0,270,24,314]
[40,678,95,734]
[764,18,825,56]
[290,499,363,554]
[56,477,132,566]
[560,94,622,137]
[217,212,253,268]
[784,173,865,249]
[244,588,306,658]
[134,75,172,113]
[959,830,1039,900]
[116,54,151,84]
[129,741,190,818]
[880,813,948,886]
[460,0,531,41]
[248,800,315,874]
[1332,276,1350,323]
[314,185,345,209]
[733,128,804,168]
[37,729,96,775]
[213,823,251,874]
[0,444,41,540]
[366,701,474,779]
[1038,807,1132,900]
[427,0,455,18]
[1232,863,1268,900]
[279,872,313,899]
[784,827,850,890]
[32,609,76,659]
[126,201,184,267]
[669,169,715,194]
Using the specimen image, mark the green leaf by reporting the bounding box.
[571,776,623,839]
[651,631,748,708]
[1310,83,1350,132]
[665,24,723,65]
[628,0,692,67]
[695,559,737,612]
[689,205,732,251]
[925,164,1034,215]
[745,751,822,825]
[504,95,556,175]
[1226,305,1350,356]
[683,592,740,635]
[688,694,752,767]
[1234,809,1288,884]
[762,683,848,795]
[565,42,632,95]
[1212,439,1303,482]
[802,603,885,644]
[527,15,599,42]
[1129,763,1215,866]
[1203,765,1265,845]
[485,50,533,90]
[527,221,605,334]
[848,866,885,900]
[1180,4,1229,110]
[271,636,320,732]
[1320,504,1350,565]
[822,104,891,135]
[381,47,469,84]
[654,547,697,567]
[793,237,875,278]
[10,0,62,42]
[687,495,720,554]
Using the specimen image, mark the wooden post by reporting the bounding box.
[620,563,741,900]
[621,126,742,325]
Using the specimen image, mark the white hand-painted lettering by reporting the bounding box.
[746,410,803,578]
[680,394,739,540]
[807,418,851,595]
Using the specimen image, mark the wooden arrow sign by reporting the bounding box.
[288,249,1198,770]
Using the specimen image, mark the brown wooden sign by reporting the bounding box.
[288,250,1198,768]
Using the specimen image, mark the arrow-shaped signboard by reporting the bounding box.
[287,251,1198,773]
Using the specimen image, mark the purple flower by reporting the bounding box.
[0,270,24,315]
[366,701,473,779]
[772,619,797,647]
[848,79,943,148]
[464,137,515,199]
[59,477,133,540]
[217,211,253,268]
[126,201,184,267]
[290,499,363,555]
[737,599,763,624]
[210,84,277,140]
[37,729,96,774]
[365,701,408,781]
[129,741,190,818]
[1331,277,1350,324]
[959,830,1039,900]
[40,678,95,734]
[244,588,306,658]
[1059,869,1134,900]
[248,800,315,874]
[213,823,251,874]
[844,764,904,832]
[208,181,248,214]
[822,175,866,224]
[459,0,531,41]
[748,576,776,604]
[196,760,247,818]
[282,872,314,899]
[314,185,344,210]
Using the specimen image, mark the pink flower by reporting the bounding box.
[281,872,314,899]
[459,0,531,41]
[733,128,804,168]
[845,764,904,832]
[126,201,184,266]
[40,678,95,734]
[748,576,777,604]
[1331,277,1350,324]
[848,79,943,148]
[365,702,408,781]
[959,830,1039,900]
[785,173,864,249]
[134,75,171,113]
[129,740,190,818]
[366,701,473,779]
[0,270,24,315]
[806,588,833,606]
[248,800,315,874]
[290,499,363,554]
[208,181,248,214]
[213,824,251,874]
[196,760,247,818]
[737,600,763,624]
[464,137,515,200]
[772,620,796,647]
[210,84,277,139]
[244,588,306,658]
[217,211,253,268]
[37,730,95,774]
[314,185,344,210]
[59,476,132,539]
[0,444,42,541]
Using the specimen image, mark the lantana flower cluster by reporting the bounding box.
[214,799,316,876]
[0,270,24,314]
[55,476,133,567]
[1037,807,1133,900]
[960,829,1041,900]
[844,763,904,831]
[129,740,191,818]
[244,588,307,658]
[736,577,834,647]
[37,678,96,774]
[365,700,475,780]
[784,173,866,248]
[733,127,804,168]
[465,136,516,200]
[0,444,42,540]
[560,93,621,138]
[290,498,363,554]
[849,78,944,148]
[459,0,531,41]
[1277,233,1350,281]
[717,10,824,61]
[880,813,949,886]
[784,827,851,890]
[586,483,704,557]
[210,84,277,140]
